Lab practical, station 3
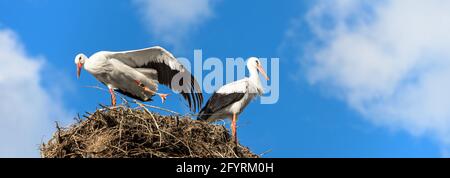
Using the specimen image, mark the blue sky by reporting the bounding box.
[0,0,448,157]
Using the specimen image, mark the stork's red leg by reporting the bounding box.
[109,88,116,106]
[232,113,238,145]
[158,93,169,103]
[135,80,169,103]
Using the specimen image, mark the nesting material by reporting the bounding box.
[41,106,258,158]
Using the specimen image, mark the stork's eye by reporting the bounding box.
[256,60,259,65]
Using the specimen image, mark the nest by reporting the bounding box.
[40,106,258,158]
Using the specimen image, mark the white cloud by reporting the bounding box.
[134,0,216,47]
[0,28,70,157]
[289,0,450,148]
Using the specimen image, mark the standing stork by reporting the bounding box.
[74,46,203,112]
[198,57,269,144]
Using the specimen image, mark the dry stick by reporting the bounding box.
[139,112,194,157]
[148,113,163,147]
[227,144,239,158]
[259,149,272,157]
[135,100,163,147]
[200,144,215,157]
[214,150,225,158]
[111,145,128,156]
[136,116,154,134]
[158,129,193,157]
[85,85,183,116]
[55,121,62,144]
[118,115,124,145]
[83,85,129,105]
[136,102,182,116]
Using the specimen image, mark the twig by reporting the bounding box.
[133,100,181,116]
[228,144,239,158]
[259,149,272,157]
[55,121,62,144]
[158,129,193,157]
[85,86,184,116]
[135,100,163,147]
[118,115,124,145]
[83,85,129,106]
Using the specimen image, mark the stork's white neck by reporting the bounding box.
[248,65,263,93]
[248,66,258,79]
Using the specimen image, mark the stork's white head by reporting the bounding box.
[247,57,269,81]
[74,53,88,79]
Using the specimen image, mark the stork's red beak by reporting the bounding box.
[257,63,270,81]
[76,62,82,79]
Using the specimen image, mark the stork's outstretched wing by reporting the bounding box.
[106,46,203,112]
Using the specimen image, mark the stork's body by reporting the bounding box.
[83,51,160,104]
[198,57,269,144]
[75,46,203,112]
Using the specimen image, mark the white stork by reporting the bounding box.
[74,46,203,112]
[198,57,269,144]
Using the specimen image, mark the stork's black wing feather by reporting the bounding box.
[197,92,245,121]
[115,88,152,102]
[141,61,202,112]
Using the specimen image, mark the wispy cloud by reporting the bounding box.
[285,0,450,151]
[0,28,71,157]
[133,0,217,48]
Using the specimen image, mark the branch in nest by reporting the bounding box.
[83,85,129,106]
[133,100,181,116]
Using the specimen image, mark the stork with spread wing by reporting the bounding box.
[74,46,203,112]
